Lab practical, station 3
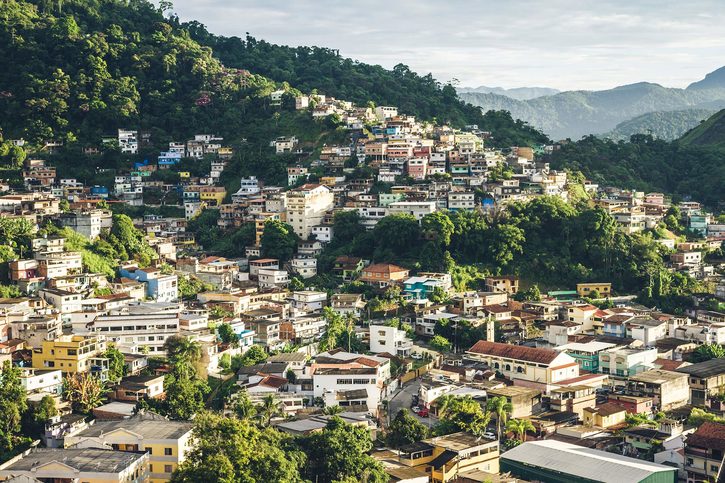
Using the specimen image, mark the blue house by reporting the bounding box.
[118,265,178,302]
[403,275,449,301]
[90,185,109,198]
[158,151,182,169]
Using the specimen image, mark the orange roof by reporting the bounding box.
[467,340,560,365]
[362,263,408,275]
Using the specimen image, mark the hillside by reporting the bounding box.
[456,86,560,100]
[603,109,715,141]
[181,25,549,147]
[460,74,725,140]
[547,134,725,206]
[679,109,725,148]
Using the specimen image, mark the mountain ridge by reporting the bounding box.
[460,70,725,140]
[456,86,560,100]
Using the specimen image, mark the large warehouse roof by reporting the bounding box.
[501,440,675,483]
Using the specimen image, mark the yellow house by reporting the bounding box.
[65,411,194,483]
[395,432,499,482]
[576,282,612,298]
[32,335,106,374]
[583,402,627,429]
[0,447,149,482]
[199,186,226,206]
[179,171,190,178]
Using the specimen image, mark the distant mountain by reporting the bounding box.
[456,86,559,100]
[687,66,725,90]
[603,109,715,141]
[679,109,725,148]
[459,69,725,140]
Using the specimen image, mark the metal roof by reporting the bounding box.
[501,440,675,482]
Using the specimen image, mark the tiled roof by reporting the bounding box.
[467,340,560,365]
[686,422,725,451]
[362,263,408,274]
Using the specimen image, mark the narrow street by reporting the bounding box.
[387,379,436,429]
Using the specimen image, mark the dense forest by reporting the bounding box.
[547,133,725,207]
[182,24,550,148]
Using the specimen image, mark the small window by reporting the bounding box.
[165,448,173,456]
[165,465,173,473]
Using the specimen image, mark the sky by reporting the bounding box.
[170,0,725,92]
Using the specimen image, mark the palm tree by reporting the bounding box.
[323,405,344,415]
[487,396,513,437]
[234,392,257,420]
[506,418,535,442]
[164,336,202,379]
[258,394,283,427]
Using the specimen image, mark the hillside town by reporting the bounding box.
[0,87,724,483]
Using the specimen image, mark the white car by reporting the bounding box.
[411,353,423,360]
[411,406,421,413]
[482,431,496,439]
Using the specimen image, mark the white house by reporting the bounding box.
[369,324,414,357]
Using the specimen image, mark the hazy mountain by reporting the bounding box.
[679,109,725,148]
[459,69,725,140]
[602,109,716,141]
[456,86,559,100]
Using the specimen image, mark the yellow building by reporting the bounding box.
[576,282,612,298]
[199,186,226,206]
[32,334,106,373]
[179,171,190,178]
[583,402,627,429]
[394,432,499,482]
[0,447,149,482]
[65,411,194,483]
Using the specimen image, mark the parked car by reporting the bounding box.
[412,406,421,413]
[482,431,496,439]
[411,352,423,360]
[417,408,429,417]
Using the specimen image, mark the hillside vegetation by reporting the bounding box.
[679,109,725,148]
[603,109,715,141]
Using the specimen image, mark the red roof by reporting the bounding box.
[686,422,725,451]
[362,263,408,275]
[467,340,560,365]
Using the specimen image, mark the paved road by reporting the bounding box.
[387,380,436,429]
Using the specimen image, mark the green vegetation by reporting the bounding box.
[0,361,31,460]
[435,395,491,437]
[63,372,106,414]
[604,108,715,141]
[260,219,299,262]
[548,133,725,206]
[691,343,725,363]
[679,108,725,148]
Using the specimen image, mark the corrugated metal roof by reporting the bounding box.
[501,440,675,483]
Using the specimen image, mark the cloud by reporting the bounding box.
[170,0,725,91]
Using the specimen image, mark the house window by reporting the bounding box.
[165,448,173,456]
[165,465,173,473]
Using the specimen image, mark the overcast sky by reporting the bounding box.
[170,0,725,91]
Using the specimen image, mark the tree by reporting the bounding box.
[24,394,58,439]
[692,343,725,363]
[299,416,388,483]
[164,335,203,379]
[164,374,209,420]
[171,412,303,482]
[63,373,106,414]
[505,418,535,442]
[429,286,450,304]
[514,285,541,302]
[386,409,428,449]
[435,395,491,437]
[233,391,257,420]
[257,394,283,427]
[217,323,239,347]
[373,213,421,258]
[104,344,127,383]
[231,345,268,371]
[261,219,299,262]
[486,396,513,437]
[429,335,452,353]
[0,361,29,460]
[422,211,454,246]
[333,210,365,245]
[322,405,344,416]
[318,307,363,353]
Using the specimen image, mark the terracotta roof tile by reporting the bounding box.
[687,422,725,451]
[467,340,560,365]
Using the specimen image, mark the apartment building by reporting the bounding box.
[32,334,107,374]
[369,324,414,357]
[66,411,193,483]
[285,184,334,239]
[81,312,180,355]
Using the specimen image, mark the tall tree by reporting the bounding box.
[299,416,388,483]
[506,418,535,442]
[386,409,428,449]
[0,361,29,460]
[261,219,299,262]
[486,396,513,437]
